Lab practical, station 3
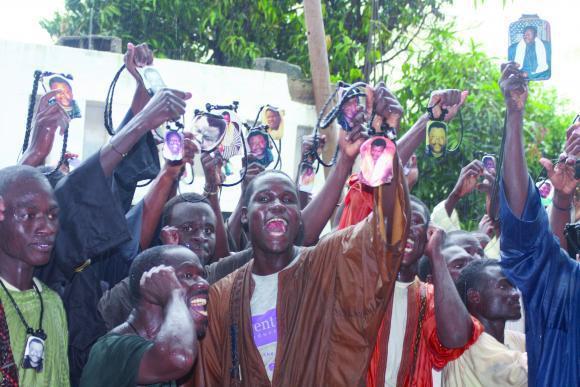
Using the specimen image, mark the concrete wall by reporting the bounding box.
[0,40,322,211]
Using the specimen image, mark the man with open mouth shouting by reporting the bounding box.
[201,83,411,386]
[80,245,208,387]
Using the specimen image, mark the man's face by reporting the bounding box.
[447,233,484,260]
[0,178,58,268]
[28,341,43,365]
[249,135,267,158]
[443,246,477,282]
[169,202,216,265]
[265,110,281,130]
[523,28,536,44]
[51,82,73,108]
[370,145,385,162]
[244,174,301,255]
[428,127,446,154]
[167,135,181,154]
[164,250,210,338]
[475,266,521,321]
[342,98,359,122]
[401,202,428,267]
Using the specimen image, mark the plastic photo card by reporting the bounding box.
[162,129,184,162]
[359,136,396,187]
[216,109,243,161]
[137,66,167,95]
[426,120,447,158]
[42,74,81,119]
[337,86,367,132]
[298,161,316,193]
[261,105,284,141]
[482,155,496,172]
[508,14,551,81]
[192,114,227,153]
[536,179,554,207]
[246,130,273,168]
[22,336,45,372]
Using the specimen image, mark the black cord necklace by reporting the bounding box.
[0,279,46,341]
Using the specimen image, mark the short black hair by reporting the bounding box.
[0,165,51,197]
[524,25,538,36]
[455,259,500,306]
[161,193,211,227]
[409,195,431,232]
[247,130,268,143]
[242,169,296,208]
[371,138,386,148]
[128,245,188,305]
[444,230,473,247]
[166,131,181,140]
[48,76,72,89]
[428,121,446,132]
[36,166,65,188]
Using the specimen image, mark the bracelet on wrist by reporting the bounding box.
[203,184,219,196]
[109,141,127,158]
[552,200,572,212]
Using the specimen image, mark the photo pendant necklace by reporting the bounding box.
[0,279,46,372]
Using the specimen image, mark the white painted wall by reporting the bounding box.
[0,40,322,211]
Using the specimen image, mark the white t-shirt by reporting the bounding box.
[250,255,299,381]
[385,281,412,386]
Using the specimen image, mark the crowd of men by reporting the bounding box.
[0,42,577,387]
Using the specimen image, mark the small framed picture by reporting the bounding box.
[261,105,284,141]
[137,66,167,95]
[298,162,316,193]
[426,121,447,158]
[482,155,496,172]
[246,130,273,168]
[162,129,184,162]
[337,86,367,132]
[508,14,551,81]
[359,136,396,187]
[22,336,45,372]
[217,110,243,160]
[192,114,227,152]
[42,74,81,119]
[536,179,554,207]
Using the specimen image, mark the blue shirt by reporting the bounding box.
[500,177,579,386]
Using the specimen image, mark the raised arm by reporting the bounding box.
[140,133,199,250]
[541,124,579,249]
[397,89,467,165]
[444,160,485,217]
[100,87,190,178]
[137,265,196,383]
[499,62,530,216]
[200,152,230,260]
[427,229,473,348]
[19,90,71,167]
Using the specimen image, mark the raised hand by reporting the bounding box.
[139,265,184,306]
[160,226,180,246]
[241,161,266,193]
[428,89,469,122]
[478,214,496,239]
[135,88,191,131]
[339,104,368,161]
[425,227,446,262]
[124,42,154,85]
[301,134,326,162]
[452,160,485,198]
[500,62,528,112]
[538,123,579,196]
[201,151,225,189]
[372,82,404,131]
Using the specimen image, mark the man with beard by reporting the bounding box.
[80,245,208,387]
[444,259,527,386]
[201,84,411,386]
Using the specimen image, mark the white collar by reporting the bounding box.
[0,276,43,292]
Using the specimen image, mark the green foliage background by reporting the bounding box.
[42,1,573,230]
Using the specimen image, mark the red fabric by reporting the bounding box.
[367,283,484,387]
[0,300,18,386]
[338,174,374,230]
